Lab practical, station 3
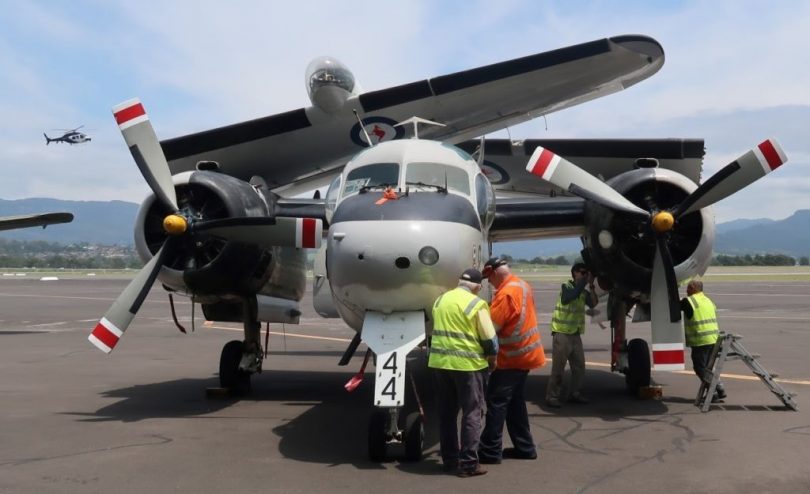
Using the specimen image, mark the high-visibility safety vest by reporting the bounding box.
[550,280,587,335]
[490,274,545,370]
[684,292,720,347]
[429,287,490,371]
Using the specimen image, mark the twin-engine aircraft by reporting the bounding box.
[87,34,789,461]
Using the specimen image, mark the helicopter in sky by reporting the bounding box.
[44,126,91,145]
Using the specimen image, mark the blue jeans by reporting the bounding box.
[479,368,536,459]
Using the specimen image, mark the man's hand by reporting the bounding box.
[487,356,497,371]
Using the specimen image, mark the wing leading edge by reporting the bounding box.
[161,35,665,191]
[0,213,74,232]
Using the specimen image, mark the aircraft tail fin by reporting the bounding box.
[44,133,51,145]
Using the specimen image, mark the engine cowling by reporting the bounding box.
[133,171,306,304]
[582,166,715,301]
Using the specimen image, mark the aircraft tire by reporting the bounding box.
[368,409,389,462]
[219,340,252,396]
[403,412,424,462]
[625,338,651,393]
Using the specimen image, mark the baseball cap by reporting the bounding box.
[482,257,508,277]
[460,268,483,284]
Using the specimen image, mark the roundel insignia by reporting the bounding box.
[350,116,404,147]
[480,160,510,185]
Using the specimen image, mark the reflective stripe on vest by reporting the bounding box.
[550,280,586,334]
[491,276,545,369]
[684,292,720,347]
[429,287,489,371]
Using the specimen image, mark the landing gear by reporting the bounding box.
[367,408,425,462]
[368,409,390,462]
[218,296,263,396]
[219,340,252,395]
[403,411,424,461]
[625,338,651,393]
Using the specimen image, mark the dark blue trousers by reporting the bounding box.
[433,368,487,471]
[479,368,536,460]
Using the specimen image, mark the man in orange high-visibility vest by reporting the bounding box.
[478,257,546,464]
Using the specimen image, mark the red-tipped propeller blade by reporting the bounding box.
[526,146,650,218]
[88,242,171,353]
[674,139,787,218]
[195,217,323,249]
[649,240,685,371]
[112,98,178,212]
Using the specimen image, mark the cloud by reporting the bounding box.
[0,0,808,222]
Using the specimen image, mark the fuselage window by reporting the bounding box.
[475,173,496,230]
[405,162,470,195]
[342,163,400,196]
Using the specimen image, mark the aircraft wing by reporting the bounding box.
[161,35,664,192]
[0,212,74,232]
[486,138,704,242]
[460,137,705,197]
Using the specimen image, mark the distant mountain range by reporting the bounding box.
[1,198,808,257]
[0,198,138,245]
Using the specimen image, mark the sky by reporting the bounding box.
[1,0,809,222]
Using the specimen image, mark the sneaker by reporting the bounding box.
[716,389,727,399]
[711,394,724,403]
[457,466,487,478]
[478,455,501,465]
[502,447,537,460]
[546,398,562,408]
[568,393,589,404]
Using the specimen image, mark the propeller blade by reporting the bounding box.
[88,243,171,353]
[195,217,323,249]
[112,98,178,212]
[650,243,685,371]
[526,146,650,218]
[674,139,787,217]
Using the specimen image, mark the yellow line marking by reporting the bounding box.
[208,324,353,343]
[566,359,810,386]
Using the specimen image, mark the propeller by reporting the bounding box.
[526,140,788,369]
[89,98,322,353]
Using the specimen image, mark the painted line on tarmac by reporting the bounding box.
[0,292,116,301]
[207,325,810,385]
[562,359,810,386]
[208,324,353,343]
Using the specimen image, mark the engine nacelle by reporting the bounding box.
[134,171,306,306]
[305,56,357,113]
[582,166,715,302]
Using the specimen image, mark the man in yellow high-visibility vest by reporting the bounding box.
[545,262,597,408]
[681,280,726,401]
[430,268,498,478]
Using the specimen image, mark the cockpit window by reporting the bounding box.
[342,163,399,196]
[405,162,470,195]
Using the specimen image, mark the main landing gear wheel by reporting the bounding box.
[625,338,651,393]
[219,340,252,396]
[403,411,424,462]
[368,409,389,462]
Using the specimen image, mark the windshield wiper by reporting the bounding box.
[405,181,447,193]
[359,183,395,194]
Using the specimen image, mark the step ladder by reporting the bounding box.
[695,333,799,412]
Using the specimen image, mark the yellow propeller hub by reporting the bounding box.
[651,211,675,233]
[163,214,188,235]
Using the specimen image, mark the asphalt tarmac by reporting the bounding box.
[1,276,809,493]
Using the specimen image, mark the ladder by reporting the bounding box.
[695,333,799,412]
